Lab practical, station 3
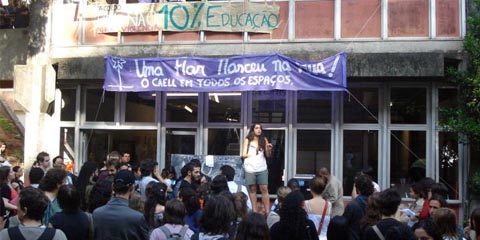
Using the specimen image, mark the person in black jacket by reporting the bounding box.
[343,174,374,240]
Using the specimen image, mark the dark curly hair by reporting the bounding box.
[179,187,200,216]
[278,191,310,239]
[235,212,269,240]
[412,219,442,240]
[199,195,236,235]
[144,182,168,228]
[39,168,67,192]
[164,199,186,225]
[246,123,267,155]
[354,174,374,196]
[19,187,49,221]
[57,184,81,214]
[87,179,112,213]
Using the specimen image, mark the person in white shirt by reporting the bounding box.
[220,165,252,211]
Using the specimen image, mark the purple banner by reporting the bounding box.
[103,52,347,92]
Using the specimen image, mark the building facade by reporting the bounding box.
[0,0,471,219]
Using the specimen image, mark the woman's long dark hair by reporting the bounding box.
[75,161,98,211]
[0,166,10,186]
[144,182,168,228]
[279,191,310,239]
[246,123,266,154]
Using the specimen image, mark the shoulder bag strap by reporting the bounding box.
[179,226,189,238]
[160,225,173,237]
[372,225,385,240]
[8,226,26,240]
[38,227,56,240]
[317,199,329,234]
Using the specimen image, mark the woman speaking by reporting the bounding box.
[241,123,272,215]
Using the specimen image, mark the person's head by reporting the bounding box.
[140,160,158,177]
[199,195,236,235]
[113,169,136,196]
[164,199,186,225]
[361,166,376,179]
[317,167,331,180]
[419,177,436,200]
[248,123,264,139]
[17,187,49,222]
[361,192,382,230]
[211,175,229,194]
[39,168,67,192]
[29,167,45,185]
[430,182,448,199]
[88,179,112,213]
[184,162,201,182]
[384,224,416,240]
[326,216,352,240]
[287,178,300,191]
[220,165,235,182]
[0,142,6,154]
[235,212,270,240]
[121,152,131,163]
[377,188,401,217]
[471,208,480,235]
[309,176,326,195]
[429,194,447,217]
[106,157,121,176]
[145,181,167,206]
[36,151,50,170]
[355,174,374,196]
[52,156,64,166]
[13,166,23,179]
[161,168,170,179]
[234,192,249,220]
[57,184,81,214]
[179,187,200,215]
[276,186,291,208]
[409,182,423,200]
[0,166,13,185]
[432,208,458,238]
[129,191,144,213]
[412,219,442,240]
[278,191,309,239]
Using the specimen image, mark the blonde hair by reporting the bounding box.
[277,186,292,204]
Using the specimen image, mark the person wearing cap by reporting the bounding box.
[92,170,148,240]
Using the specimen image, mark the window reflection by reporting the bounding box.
[343,130,378,196]
[390,88,426,124]
[297,91,331,123]
[86,89,115,122]
[208,93,241,123]
[438,88,458,123]
[166,93,198,122]
[125,92,155,122]
[165,128,196,167]
[344,88,379,123]
[208,128,240,155]
[390,130,426,198]
[61,89,76,122]
[252,90,286,123]
[438,132,458,200]
[296,130,330,175]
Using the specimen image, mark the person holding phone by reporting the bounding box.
[241,123,272,215]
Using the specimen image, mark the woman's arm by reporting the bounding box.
[241,138,249,159]
[265,138,273,158]
[2,198,16,211]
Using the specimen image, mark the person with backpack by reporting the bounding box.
[220,165,252,211]
[0,187,67,240]
[150,199,193,240]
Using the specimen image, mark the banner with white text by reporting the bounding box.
[103,52,347,92]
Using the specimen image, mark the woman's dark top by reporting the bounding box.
[50,211,90,240]
[270,219,319,240]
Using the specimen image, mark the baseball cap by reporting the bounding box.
[114,170,135,187]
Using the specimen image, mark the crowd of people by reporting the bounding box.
[0,0,29,29]
[0,149,477,240]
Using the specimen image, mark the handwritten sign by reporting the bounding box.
[81,2,280,33]
[103,52,347,92]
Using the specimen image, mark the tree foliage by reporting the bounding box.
[440,0,480,142]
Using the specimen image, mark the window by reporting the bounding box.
[86,89,115,122]
[296,130,331,175]
[125,92,155,122]
[343,130,378,196]
[165,128,196,167]
[166,93,198,122]
[252,90,286,123]
[390,130,426,198]
[438,132,459,200]
[297,91,331,123]
[60,89,76,121]
[208,128,241,155]
[344,88,379,123]
[208,93,241,123]
[390,88,426,124]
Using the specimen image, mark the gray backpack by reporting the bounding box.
[160,225,189,240]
